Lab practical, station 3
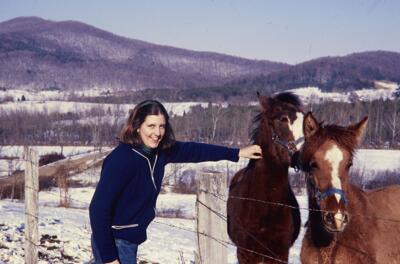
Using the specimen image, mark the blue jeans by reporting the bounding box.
[91,235,138,264]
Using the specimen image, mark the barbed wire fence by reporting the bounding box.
[24,146,39,264]
[2,149,400,263]
[2,149,290,264]
[0,146,107,263]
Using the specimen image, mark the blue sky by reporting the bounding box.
[1,0,399,64]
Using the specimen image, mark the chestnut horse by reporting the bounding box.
[227,92,304,263]
[300,112,400,263]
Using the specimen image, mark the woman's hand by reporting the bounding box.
[105,260,120,264]
[239,145,262,159]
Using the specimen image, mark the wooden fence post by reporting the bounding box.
[25,146,39,264]
[196,170,228,264]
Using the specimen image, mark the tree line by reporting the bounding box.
[0,99,399,149]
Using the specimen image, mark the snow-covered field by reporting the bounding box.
[1,146,400,263]
[0,99,213,117]
[1,85,398,120]
[287,86,397,104]
[0,187,307,264]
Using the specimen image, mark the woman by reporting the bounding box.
[89,100,262,264]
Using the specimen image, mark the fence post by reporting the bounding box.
[25,146,39,264]
[196,170,228,264]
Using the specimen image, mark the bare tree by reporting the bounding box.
[209,103,224,143]
[56,165,70,207]
[87,106,105,150]
[385,99,400,147]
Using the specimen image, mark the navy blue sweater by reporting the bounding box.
[89,141,239,262]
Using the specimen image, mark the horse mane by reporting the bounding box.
[273,92,302,108]
[250,112,262,144]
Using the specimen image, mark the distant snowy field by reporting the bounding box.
[0,100,214,117]
[0,85,398,118]
[287,86,397,104]
[0,146,400,263]
[0,88,218,117]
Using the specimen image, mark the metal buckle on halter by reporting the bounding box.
[272,134,291,151]
[272,134,279,142]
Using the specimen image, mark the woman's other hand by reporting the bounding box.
[105,260,120,264]
[239,145,262,159]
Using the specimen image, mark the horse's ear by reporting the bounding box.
[258,95,272,112]
[303,112,319,139]
[348,116,368,145]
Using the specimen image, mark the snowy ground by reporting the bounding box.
[0,192,307,264]
[0,148,400,263]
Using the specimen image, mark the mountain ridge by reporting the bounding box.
[231,50,400,93]
[0,17,399,95]
[0,16,288,91]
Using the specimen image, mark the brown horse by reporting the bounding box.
[300,112,400,264]
[227,92,304,264]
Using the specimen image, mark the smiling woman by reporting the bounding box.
[89,99,262,264]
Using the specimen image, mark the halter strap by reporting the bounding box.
[306,173,348,206]
[272,134,304,155]
[315,187,348,205]
[272,134,304,171]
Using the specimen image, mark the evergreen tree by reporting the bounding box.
[394,85,400,98]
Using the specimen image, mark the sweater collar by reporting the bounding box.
[132,143,157,158]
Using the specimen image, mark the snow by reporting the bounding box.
[0,193,307,264]
[0,99,214,117]
[1,84,398,124]
[1,147,400,263]
[353,149,400,171]
[0,146,108,178]
[374,80,399,90]
[286,86,397,104]
[0,88,118,102]
[0,89,65,101]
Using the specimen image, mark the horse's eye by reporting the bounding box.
[304,160,318,172]
[309,161,318,170]
[279,116,289,122]
[346,161,353,169]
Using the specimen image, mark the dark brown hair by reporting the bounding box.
[118,100,175,149]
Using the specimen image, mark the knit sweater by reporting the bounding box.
[89,141,239,262]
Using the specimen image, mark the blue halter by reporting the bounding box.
[305,172,348,206]
[315,187,348,205]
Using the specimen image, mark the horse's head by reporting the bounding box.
[254,92,304,165]
[301,112,368,233]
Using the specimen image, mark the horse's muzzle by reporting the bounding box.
[323,211,349,233]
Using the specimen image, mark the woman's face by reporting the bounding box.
[138,114,166,148]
